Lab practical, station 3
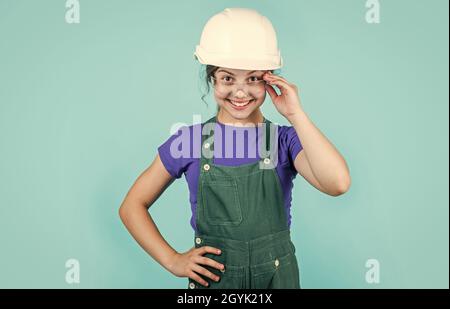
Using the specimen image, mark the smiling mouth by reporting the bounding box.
[227,99,255,107]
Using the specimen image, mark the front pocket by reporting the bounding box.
[201,179,242,226]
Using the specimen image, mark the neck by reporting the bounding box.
[216,108,264,126]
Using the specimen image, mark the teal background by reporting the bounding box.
[0,0,448,288]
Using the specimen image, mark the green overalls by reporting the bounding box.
[188,116,301,289]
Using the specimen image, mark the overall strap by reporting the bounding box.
[199,116,273,168]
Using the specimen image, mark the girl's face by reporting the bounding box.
[212,68,268,122]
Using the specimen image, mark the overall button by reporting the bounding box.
[203,164,210,171]
[189,282,196,289]
[195,237,202,245]
[204,142,210,149]
[274,259,280,268]
[263,158,271,164]
[220,267,226,273]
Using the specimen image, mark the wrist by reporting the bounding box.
[165,250,180,274]
[286,109,307,125]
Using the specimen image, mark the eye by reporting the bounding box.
[220,75,234,84]
[248,76,263,83]
[223,76,233,82]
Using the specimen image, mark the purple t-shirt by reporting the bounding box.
[157,121,303,232]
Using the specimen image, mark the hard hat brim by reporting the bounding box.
[194,46,283,71]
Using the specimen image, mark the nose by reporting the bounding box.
[234,89,247,98]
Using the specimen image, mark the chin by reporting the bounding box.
[225,106,257,119]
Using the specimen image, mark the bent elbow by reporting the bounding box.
[330,175,351,197]
[119,203,128,222]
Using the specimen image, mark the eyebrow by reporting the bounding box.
[216,69,261,76]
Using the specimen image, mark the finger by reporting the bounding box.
[265,84,279,101]
[263,71,274,80]
[189,271,209,287]
[267,75,299,92]
[267,78,290,92]
[266,72,293,84]
[198,246,222,256]
[268,79,296,94]
[192,264,220,282]
[266,74,289,85]
[268,73,290,84]
[264,72,286,83]
[194,255,225,271]
[264,71,282,79]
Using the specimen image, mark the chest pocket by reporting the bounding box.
[201,178,242,226]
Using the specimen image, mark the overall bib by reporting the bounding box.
[188,116,301,289]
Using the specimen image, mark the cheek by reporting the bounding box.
[213,88,266,104]
[251,89,266,102]
[214,91,229,104]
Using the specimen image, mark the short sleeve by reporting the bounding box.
[285,126,303,165]
[157,126,191,179]
[278,126,303,171]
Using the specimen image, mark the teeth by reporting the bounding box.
[230,100,251,107]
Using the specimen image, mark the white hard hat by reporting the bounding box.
[194,8,283,70]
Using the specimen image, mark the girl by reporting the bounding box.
[119,8,351,289]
